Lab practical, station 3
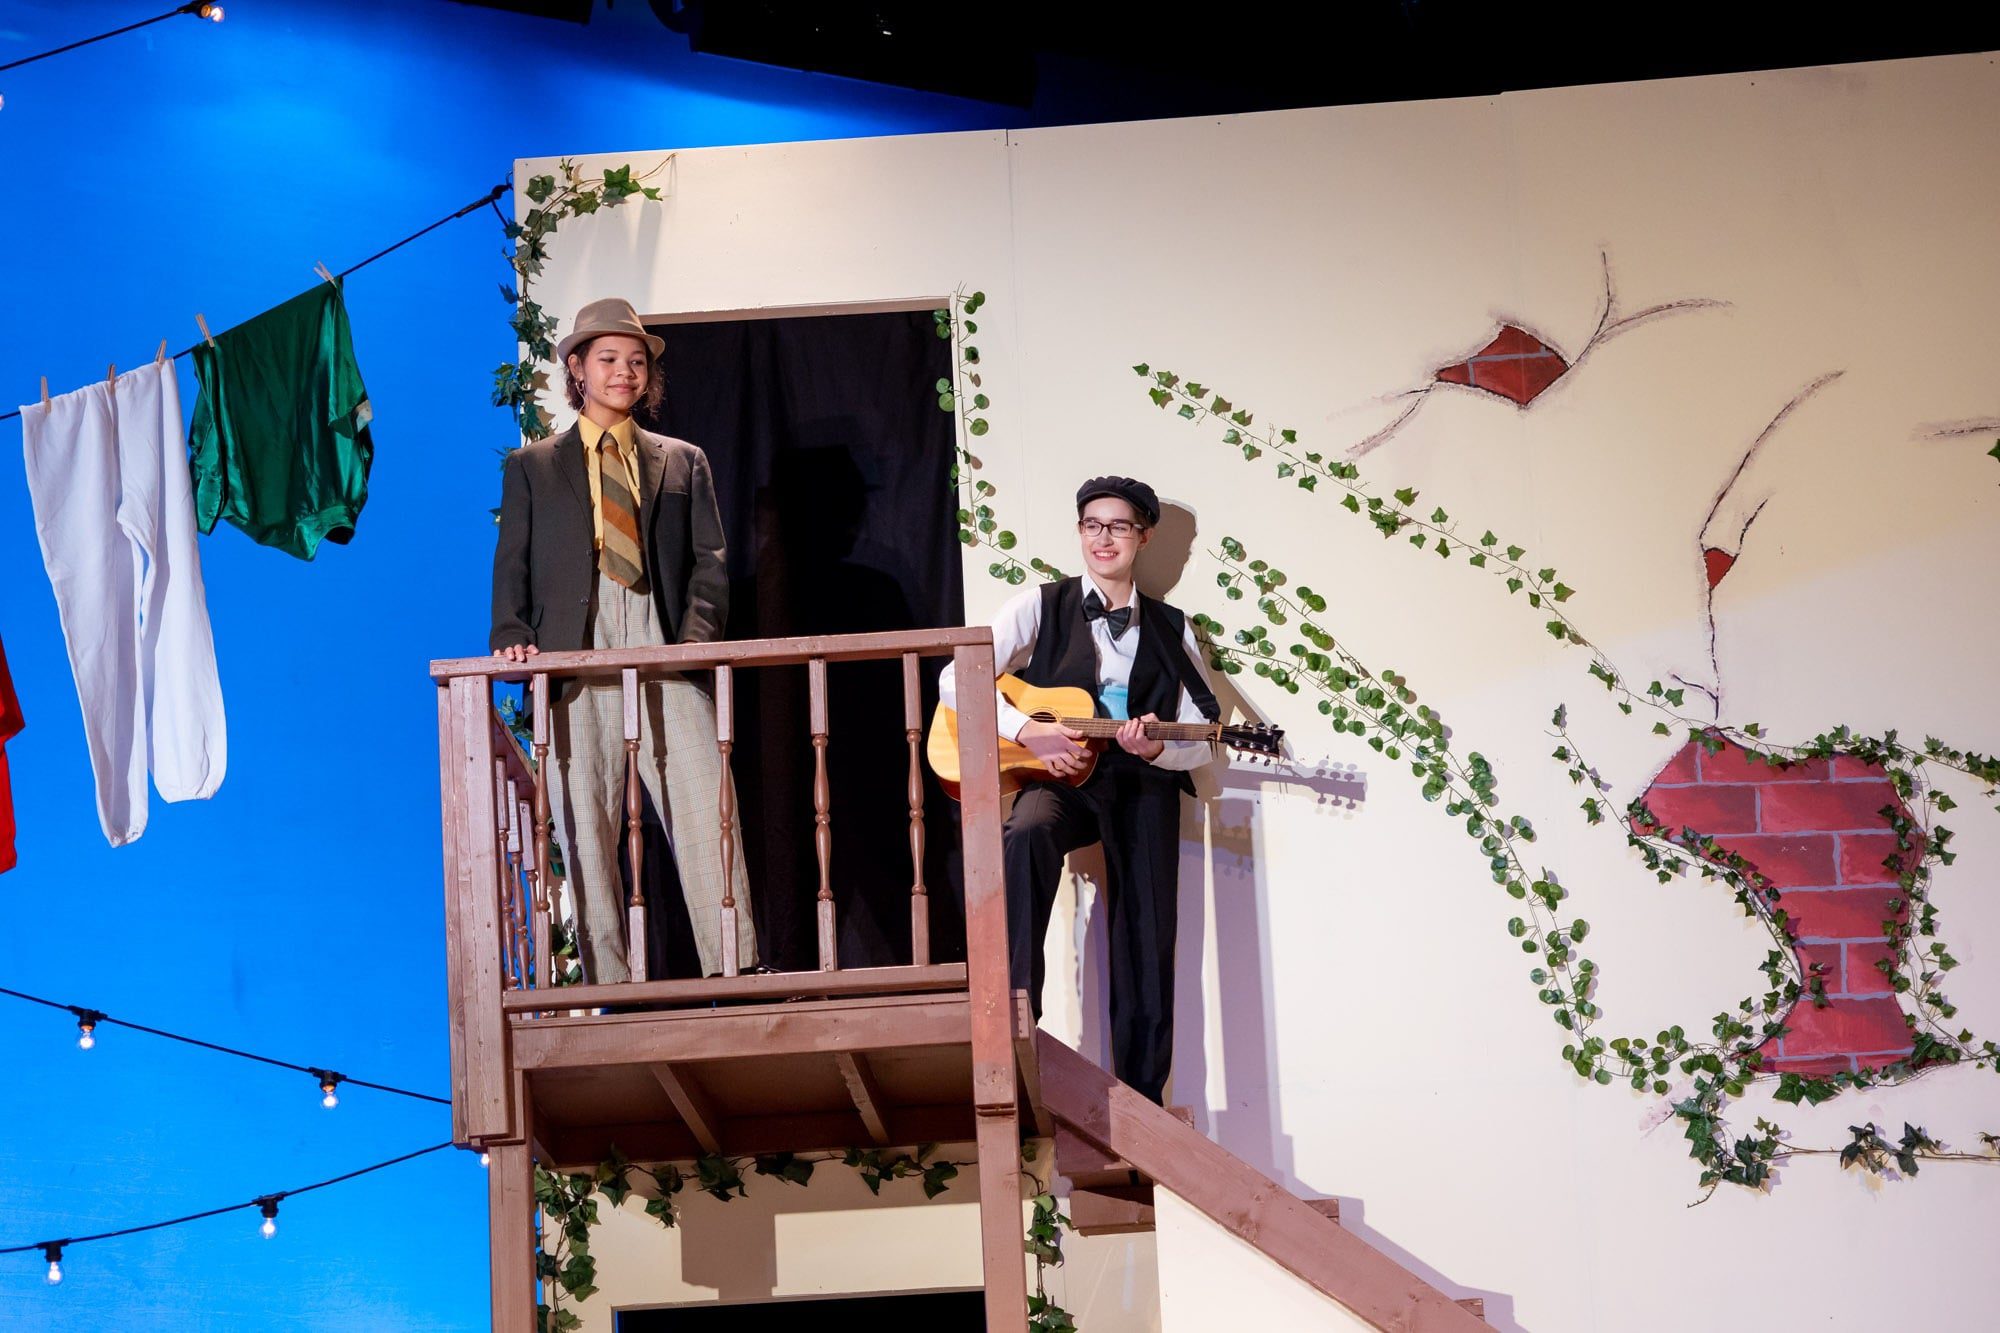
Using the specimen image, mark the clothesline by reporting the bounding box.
[0,181,508,425]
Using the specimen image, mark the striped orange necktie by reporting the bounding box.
[598,439,648,593]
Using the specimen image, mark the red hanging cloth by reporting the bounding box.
[0,635,22,873]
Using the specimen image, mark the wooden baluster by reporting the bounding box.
[715,664,740,978]
[903,652,929,966]
[518,796,539,992]
[622,667,648,983]
[810,657,836,970]
[505,777,532,988]
[530,674,553,992]
[494,758,519,988]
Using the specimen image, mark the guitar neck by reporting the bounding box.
[1057,717,1218,742]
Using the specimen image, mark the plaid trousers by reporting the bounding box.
[549,570,756,982]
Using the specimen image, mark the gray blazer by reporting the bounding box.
[490,424,729,652]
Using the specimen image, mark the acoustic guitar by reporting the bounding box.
[927,675,1284,799]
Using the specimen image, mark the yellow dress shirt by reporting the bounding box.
[577,415,642,550]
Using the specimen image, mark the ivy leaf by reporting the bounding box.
[1393,487,1418,506]
[1178,404,1197,419]
[1506,545,1525,561]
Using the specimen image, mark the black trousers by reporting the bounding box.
[1002,757,1183,1104]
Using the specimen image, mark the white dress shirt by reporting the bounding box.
[938,573,1217,772]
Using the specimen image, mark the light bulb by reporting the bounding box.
[77,1031,94,1051]
[260,1216,276,1239]
[75,1014,97,1049]
[199,2,225,19]
[317,1073,342,1108]
[479,1152,491,1168]
[321,1087,338,1109]
[42,1245,62,1285]
[258,1199,279,1239]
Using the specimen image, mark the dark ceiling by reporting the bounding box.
[452,1,2000,120]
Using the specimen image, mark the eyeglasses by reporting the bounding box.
[1078,518,1146,539]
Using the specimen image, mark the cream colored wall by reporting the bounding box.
[1155,1190,1372,1332]
[567,1147,1159,1332]
[523,50,2000,1332]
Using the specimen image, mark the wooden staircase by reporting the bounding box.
[436,628,1498,1332]
[1038,1034,1491,1330]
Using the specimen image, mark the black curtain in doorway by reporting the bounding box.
[627,307,968,974]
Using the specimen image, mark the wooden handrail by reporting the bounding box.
[1036,1033,1487,1332]
[429,626,995,682]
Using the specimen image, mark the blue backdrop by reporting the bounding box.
[0,2,1012,1326]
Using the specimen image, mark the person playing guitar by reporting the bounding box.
[939,475,1220,1105]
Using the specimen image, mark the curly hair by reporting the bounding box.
[563,335,666,416]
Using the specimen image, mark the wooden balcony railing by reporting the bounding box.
[431,629,1024,1331]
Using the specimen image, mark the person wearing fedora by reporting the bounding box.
[491,297,756,982]
[938,476,1219,1105]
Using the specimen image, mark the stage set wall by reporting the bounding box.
[523,51,2000,1332]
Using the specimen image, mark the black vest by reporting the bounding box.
[1019,578,1219,792]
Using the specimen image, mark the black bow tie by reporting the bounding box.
[1083,590,1133,639]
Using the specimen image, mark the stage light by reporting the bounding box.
[258,1198,279,1239]
[42,1244,62,1285]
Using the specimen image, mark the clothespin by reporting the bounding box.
[156,340,168,365]
[196,313,214,346]
[313,262,335,285]
[40,376,50,412]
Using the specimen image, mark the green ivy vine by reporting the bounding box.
[494,158,668,443]
[530,1141,1074,1332]
[1137,365,2000,1196]
[939,290,1065,586]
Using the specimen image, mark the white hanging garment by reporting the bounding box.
[20,361,226,846]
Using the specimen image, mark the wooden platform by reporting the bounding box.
[515,990,1038,1169]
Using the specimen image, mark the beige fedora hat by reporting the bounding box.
[556,297,666,366]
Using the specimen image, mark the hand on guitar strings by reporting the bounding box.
[1115,713,1166,761]
[1020,719,1091,777]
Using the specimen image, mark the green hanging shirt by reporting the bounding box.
[189,280,375,561]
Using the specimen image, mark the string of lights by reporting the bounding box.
[0,985,450,1107]
[0,3,226,77]
[2,1141,459,1283]
[0,181,508,424]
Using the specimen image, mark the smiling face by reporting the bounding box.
[566,334,652,418]
[1077,495,1151,585]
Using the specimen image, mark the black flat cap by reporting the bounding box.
[1075,475,1160,526]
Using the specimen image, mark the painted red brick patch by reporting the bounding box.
[1638,739,1918,1075]
[1434,325,1569,405]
